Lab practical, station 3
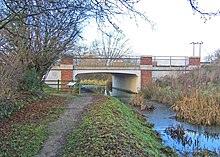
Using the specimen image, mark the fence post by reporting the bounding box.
[77,79,81,94]
[78,83,81,94]
[58,79,60,91]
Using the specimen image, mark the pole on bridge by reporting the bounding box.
[198,41,203,58]
[190,41,203,57]
[190,42,196,56]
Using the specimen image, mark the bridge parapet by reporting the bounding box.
[71,55,200,68]
[73,56,140,67]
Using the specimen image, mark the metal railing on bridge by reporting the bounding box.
[73,55,140,67]
[152,56,189,67]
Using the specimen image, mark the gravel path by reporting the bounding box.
[37,96,93,157]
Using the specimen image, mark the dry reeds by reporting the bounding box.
[129,92,154,110]
[172,90,220,125]
[80,79,107,86]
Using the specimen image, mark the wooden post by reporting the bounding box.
[78,83,81,94]
[58,79,60,91]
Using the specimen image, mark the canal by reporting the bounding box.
[140,101,220,155]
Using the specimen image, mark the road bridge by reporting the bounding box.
[46,55,201,96]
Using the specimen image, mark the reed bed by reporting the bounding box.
[172,91,220,125]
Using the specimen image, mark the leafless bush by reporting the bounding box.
[0,56,22,100]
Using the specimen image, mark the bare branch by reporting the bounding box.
[188,0,220,21]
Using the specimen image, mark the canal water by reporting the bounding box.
[80,84,112,95]
[139,101,220,155]
[80,84,134,96]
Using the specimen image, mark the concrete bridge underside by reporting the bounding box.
[73,69,141,96]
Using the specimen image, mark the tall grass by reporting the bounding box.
[172,91,220,125]
[142,83,183,105]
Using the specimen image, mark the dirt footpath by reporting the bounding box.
[37,96,93,157]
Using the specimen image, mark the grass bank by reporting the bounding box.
[63,96,176,157]
[0,95,66,156]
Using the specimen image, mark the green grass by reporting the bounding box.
[43,83,80,95]
[63,96,176,157]
[0,124,47,157]
[43,84,65,94]
[0,95,66,157]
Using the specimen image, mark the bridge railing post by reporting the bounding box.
[189,56,200,66]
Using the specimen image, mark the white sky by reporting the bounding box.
[83,0,220,60]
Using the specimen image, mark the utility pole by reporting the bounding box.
[190,42,196,56]
[190,41,203,57]
[198,41,203,58]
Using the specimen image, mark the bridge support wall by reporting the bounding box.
[140,56,152,88]
[189,56,200,66]
[112,73,140,96]
[60,56,73,88]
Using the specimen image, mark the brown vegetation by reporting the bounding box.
[0,95,65,156]
[172,91,220,125]
[129,92,154,111]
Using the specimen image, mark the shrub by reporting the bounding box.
[0,99,22,119]
[18,68,43,96]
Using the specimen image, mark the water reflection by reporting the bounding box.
[80,84,112,96]
[80,84,135,97]
[140,101,220,154]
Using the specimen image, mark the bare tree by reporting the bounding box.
[0,0,149,66]
[90,31,132,64]
[0,0,150,94]
[206,49,220,64]
[0,0,151,31]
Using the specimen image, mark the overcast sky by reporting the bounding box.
[83,0,220,60]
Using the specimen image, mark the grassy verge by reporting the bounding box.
[63,96,176,157]
[0,95,66,157]
[43,83,80,96]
